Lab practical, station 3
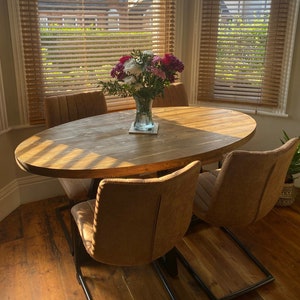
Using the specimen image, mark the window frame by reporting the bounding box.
[0,60,8,133]
[8,0,28,125]
[9,0,181,126]
[190,0,299,117]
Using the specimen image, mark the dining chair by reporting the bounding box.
[71,160,201,300]
[177,137,300,300]
[153,82,223,173]
[153,82,189,178]
[44,90,108,128]
[152,82,189,107]
[44,91,108,250]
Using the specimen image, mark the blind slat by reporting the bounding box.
[19,0,175,124]
[197,0,295,108]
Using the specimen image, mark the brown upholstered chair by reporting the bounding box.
[178,137,300,300]
[153,82,189,178]
[44,91,108,249]
[44,90,108,128]
[152,82,189,107]
[71,161,201,299]
[44,90,108,202]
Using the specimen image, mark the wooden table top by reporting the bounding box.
[15,106,256,178]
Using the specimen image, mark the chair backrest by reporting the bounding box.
[44,91,107,128]
[90,161,201,266]
[152,82,189,107]
[203,137,300,227]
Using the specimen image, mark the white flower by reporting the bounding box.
[124,58,142,75]
[142,50,154,56]
[123,75,137,85]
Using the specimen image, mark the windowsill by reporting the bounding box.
[196,101,289,118]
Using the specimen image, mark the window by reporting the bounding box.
[0,61,8,133]
[197,0,299,115]
[17,0,175,125]
[107,9,120,31]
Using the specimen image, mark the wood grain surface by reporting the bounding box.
[1,191,300,299]
[15,106,256,178]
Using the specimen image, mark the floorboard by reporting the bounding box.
[0,190,300,299]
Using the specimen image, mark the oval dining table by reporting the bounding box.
[15,106,256,179]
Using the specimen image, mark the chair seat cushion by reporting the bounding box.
[71,199,96,255]
[59,178,91,202]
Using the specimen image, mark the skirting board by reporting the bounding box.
[0,175,65,221]
[1,173,298,222]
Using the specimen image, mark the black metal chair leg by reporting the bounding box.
[72,218,93,300]
[159,248,178,277]
[55,202,73,254]
[219,227,274,298]
[175,250,218,300]
[176,226,274,300]
[72,221,178,300]
[56,178,101,255]
[152,247,180,299]
[153,260,177,300]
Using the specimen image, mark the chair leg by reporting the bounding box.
[153,260,177,300]
[72,218,93,300]
[158,248,178,277]
[221,227,274,295]
[151,248,180,299]
[55,201,73,254]
[176,226,274,300]
[72,223,178,300]
[176,249,218,300]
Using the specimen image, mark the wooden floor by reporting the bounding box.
[1,190,300,300]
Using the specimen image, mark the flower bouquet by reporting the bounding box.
[99,49,184,131]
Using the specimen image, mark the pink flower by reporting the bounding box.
[152,55,162,65]
[150,67,166,79]
[162,54,184,72]
[119,55,131,64]
[99,49,184,99]
[111,62,126,80]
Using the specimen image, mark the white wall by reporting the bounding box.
[0,127,65,220]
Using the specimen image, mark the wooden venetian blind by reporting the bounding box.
[18,0,175,125]
[198,0,296,107]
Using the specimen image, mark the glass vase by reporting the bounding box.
[133,96,154,131]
